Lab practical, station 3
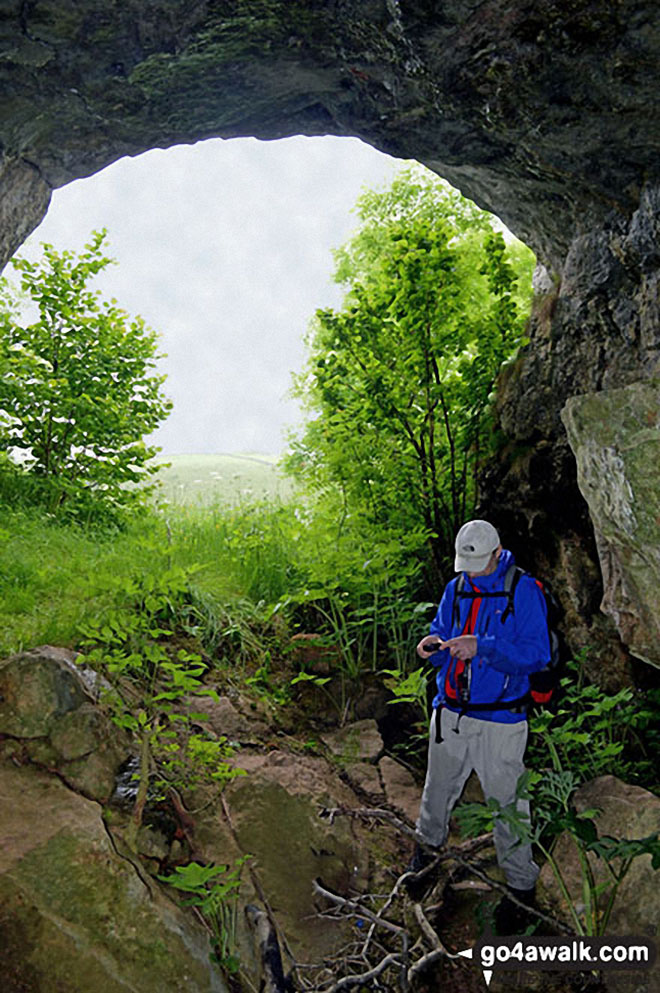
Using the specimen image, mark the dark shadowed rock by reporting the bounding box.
[3,1,660,268]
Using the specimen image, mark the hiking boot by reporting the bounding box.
[403,843,440,899]
[494,885,538,935]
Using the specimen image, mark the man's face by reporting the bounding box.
[467,545,501,578]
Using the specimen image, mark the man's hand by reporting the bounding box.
[440,635,477,660]
[416,635,444,659]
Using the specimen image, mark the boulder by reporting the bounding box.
[0,646,128,801]
[562,383,660,668]
[191,746,394,964]
[0,760,227,993]
[185,692,269,743]
[321,718,384,763]
[343,761,385,799]
[378,755,421,824]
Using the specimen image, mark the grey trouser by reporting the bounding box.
[416,707,539,891]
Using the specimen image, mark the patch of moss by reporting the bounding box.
[7,828,213,990]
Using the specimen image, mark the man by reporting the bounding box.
[409,519,550,931]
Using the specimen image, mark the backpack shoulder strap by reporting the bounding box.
[452,574,465,628]
[501,565,524,623]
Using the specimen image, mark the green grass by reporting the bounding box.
[0,493,306,658]
[153,453,294,506]
[0,474,425,684]
[0,509,170,656]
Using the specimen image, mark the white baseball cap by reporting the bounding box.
[454,520,500,573]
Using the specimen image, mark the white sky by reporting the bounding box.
[15,136,405,455]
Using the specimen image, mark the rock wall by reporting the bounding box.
[562,382,660,668]
[3,1,660,266]
[3,1,660,672]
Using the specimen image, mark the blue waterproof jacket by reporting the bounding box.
[428,549,551,723]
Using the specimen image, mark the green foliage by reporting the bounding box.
[285,166,535,578]
[159,732,246,793]
[78,566,245,848]
[0,506,173,658]
[457,769,660,936]
[0,230,171,520]
[381,665,428,711]
[456,661,660,935]
[273,521,432,690]
[158,857,249,976]
[528,655,660,786]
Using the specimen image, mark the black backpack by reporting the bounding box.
[452,564,562,707]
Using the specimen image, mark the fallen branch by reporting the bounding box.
[451,854,572,934]
[321,805,570,934]
[320,805,491,862]
[412,902,453,955]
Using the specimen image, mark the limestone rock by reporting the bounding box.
[561,382,660,667]
[378,755,420,824]
[192,746,381,964]
[343,761,385,799]
[0,157,51,266]
[0,760,227,993]
[3,2,660,269]
[185,692,269,742]
[0,646,128,801]
[321,718,384,763]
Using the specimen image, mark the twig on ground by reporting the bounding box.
[412,902,457,958]
[407,947,449,981]
[323,952,403,992]
[313,878,406,937]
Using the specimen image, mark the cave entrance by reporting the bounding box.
[15,134,407,461]
[16,133,519,465]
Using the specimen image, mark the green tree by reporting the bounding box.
[0,230,172,518]
[285,167,534,580]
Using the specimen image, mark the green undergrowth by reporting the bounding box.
[0,493,428,675]
[0,507,167,657]
[3,494,660,795]
[0,503,285,661]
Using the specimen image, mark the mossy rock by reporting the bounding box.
[0,760,227,993]
[562,381,660,667]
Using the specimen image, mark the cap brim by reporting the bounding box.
[454,552,493,573]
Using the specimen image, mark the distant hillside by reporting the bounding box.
[153,453,294,505]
